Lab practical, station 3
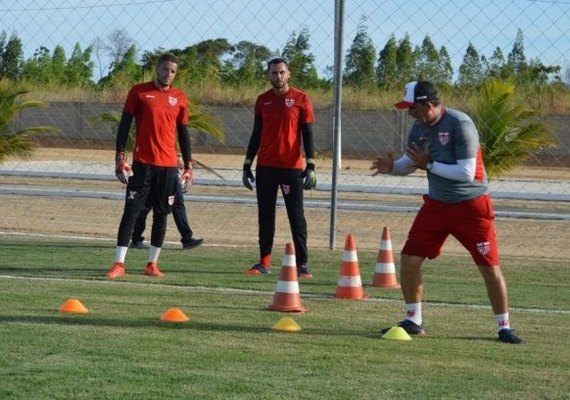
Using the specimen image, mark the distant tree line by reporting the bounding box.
[0,21,565,92]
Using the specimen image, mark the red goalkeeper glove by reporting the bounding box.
[180,160,194,190]
[115,151,131,184]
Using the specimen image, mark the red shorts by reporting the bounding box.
[402,194,499,266]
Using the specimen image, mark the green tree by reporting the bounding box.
[51,46,67,84]
[487,47,506,79]
[226,41,273,87]
[507,29,526,77]
[458,42,484,86]
[520,58,561,86]
[98,45,141,89]
[344,17,376,88]
[176,39,234,88]
[0,86,57,165]
[0,31,8,80]
[1,33,24,80]
[415,35,439,82]
[473,78,557,178]
[22,45,68,85]
[65,43,94,87]
[281,27,320,88]
[395,34,415,86]
[140,48,166,73]
[21,46,52,84]
[436,46,453,86]
[106,29,135,67]
[0,31,6,65]
[376,34,398,89]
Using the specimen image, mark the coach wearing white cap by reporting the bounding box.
[371,80,523,344]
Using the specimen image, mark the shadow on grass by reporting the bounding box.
[0,269,107,276]
[1,242,111,250]
[0,314,380,339]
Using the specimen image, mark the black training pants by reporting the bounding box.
[255,166,308,266]
[117,162,178,247]
[131,178,194,244]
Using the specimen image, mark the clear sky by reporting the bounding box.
[2,0,569,81]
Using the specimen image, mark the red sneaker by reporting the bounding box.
[297,265,313,278]
[243,263,271,275]
[144,262,164,277]
[106,262,125,279]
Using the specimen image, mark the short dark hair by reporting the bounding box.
[157,53,179,67]
[267,57,289,70]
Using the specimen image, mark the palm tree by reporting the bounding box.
[0,86,57,165]
[472,78,557,178]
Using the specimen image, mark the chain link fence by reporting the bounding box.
[1,0,569,263]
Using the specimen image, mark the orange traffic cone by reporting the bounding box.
[267,243,306,313]
[371,226,400,288]
[335,234,367,299]
[161,307,190,322]
[59,298,89,314]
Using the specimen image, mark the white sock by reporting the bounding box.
[148,246,161,263]
[115,246,128,263]
[405,302,422,325]
[496,313,510,331]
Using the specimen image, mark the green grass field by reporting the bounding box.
[1,235,569,400]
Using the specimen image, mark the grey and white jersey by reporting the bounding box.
[408,107,488,203]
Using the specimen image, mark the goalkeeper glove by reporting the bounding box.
[115,151,131,184]
[242,159,255,190]
[301,161,316,190]
[180,160,194,190]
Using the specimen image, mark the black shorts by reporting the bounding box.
[126,162,178,214]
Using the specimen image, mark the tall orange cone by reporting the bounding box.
[371,226,400,288]
[267,243,306,313]
[59,298,89,314]
[335,234,367,299]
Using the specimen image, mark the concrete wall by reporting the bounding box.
[16,102,570,161]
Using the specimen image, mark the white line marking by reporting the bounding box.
[0,231,249,248]
[0,275,567,315]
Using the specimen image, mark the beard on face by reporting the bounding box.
[271,80,285,89]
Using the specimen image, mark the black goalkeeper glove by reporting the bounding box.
[301,161,316,190]
[242,160,255,190]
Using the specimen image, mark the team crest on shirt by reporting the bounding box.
[477,241,490,255]
[438,131,450,145]
[285,98,295,108]
[168,96,178,106]
[168,195,175,206]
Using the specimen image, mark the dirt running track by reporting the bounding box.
[1,148,569,261]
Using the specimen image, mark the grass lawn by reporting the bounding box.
[0,235,568,400]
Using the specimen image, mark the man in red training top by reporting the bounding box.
[106,53,194,279]
[242,57,317,278]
